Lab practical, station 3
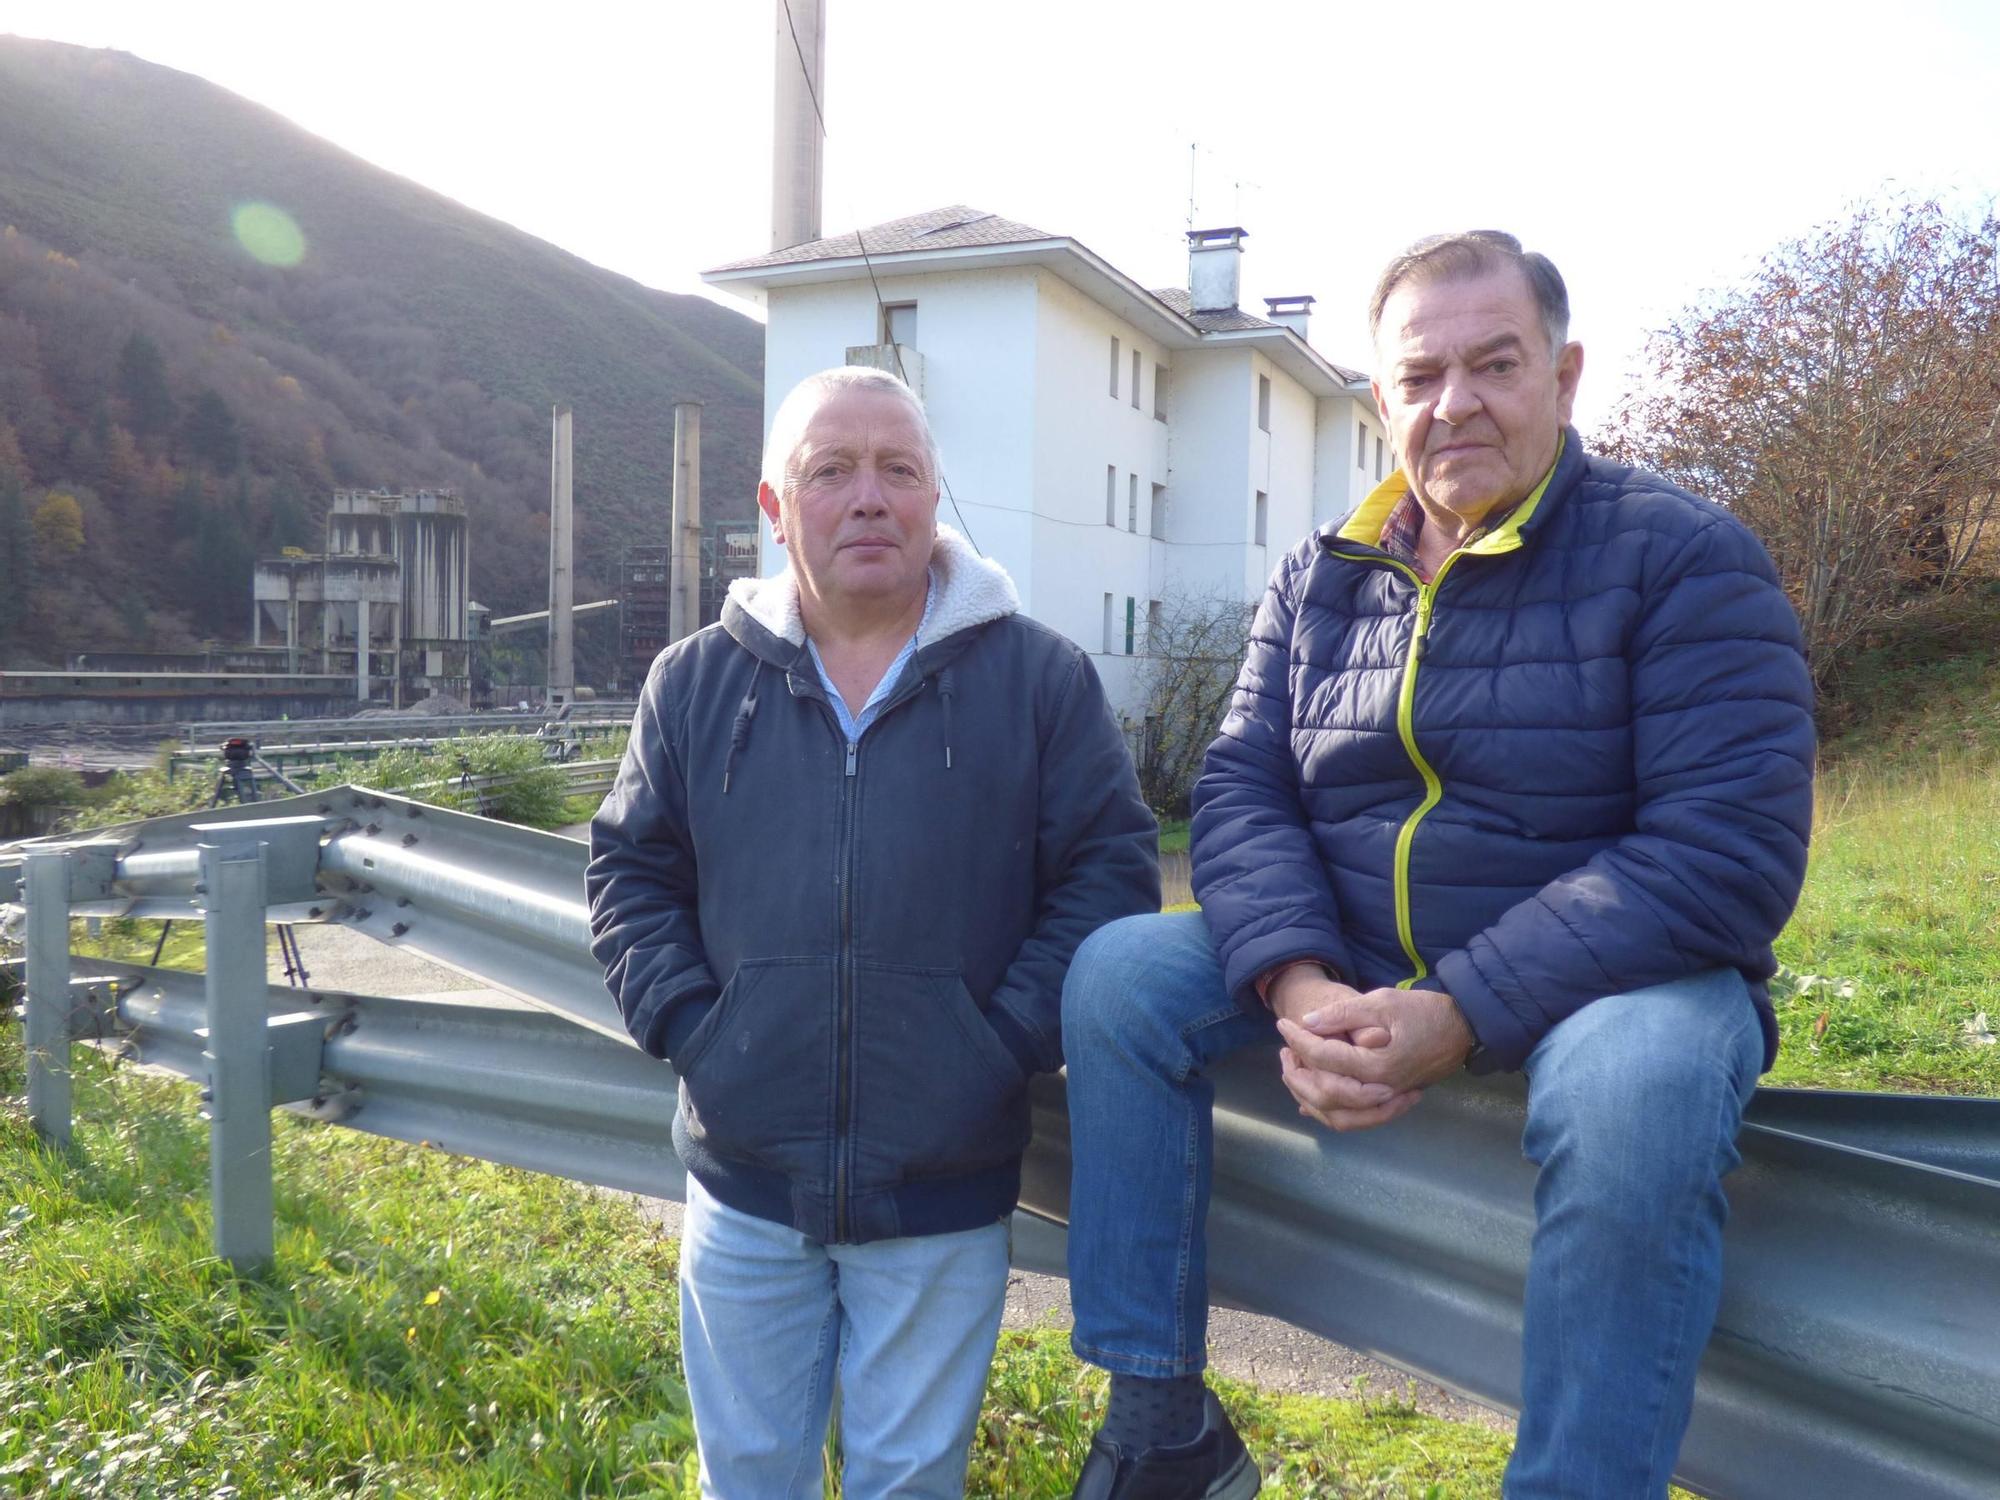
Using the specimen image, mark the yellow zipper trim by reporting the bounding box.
[1388,553,1466,986]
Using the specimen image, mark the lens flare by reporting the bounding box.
[231,202,306,267]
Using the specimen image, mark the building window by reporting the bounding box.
[1128,473,1139,532]
[1109,336,1120,399]
[1131,349,1141,410]
[1257,374,1271,432]
[1151,482,1167,540]
[1357,420,1367,468]
[1147,598,1163,654]
[1154,363,1169,421]
[1125,596,1136,656]
[1106,465,1118,526]
[882,301,917,347]
[1254,490,1269,547]
[1102,593,1116,654]
[1375,436,1385,481]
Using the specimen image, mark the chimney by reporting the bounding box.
[1187,226,1247,313]
[772,0,825,252]
[547,403,574,710]
[1264,294,1315,342]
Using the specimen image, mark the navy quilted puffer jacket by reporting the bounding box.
[1191,430,1815,1074]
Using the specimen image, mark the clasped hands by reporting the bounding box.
[1265,965,1475,1132]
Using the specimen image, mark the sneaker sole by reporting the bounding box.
[1206,1450,1261,1500]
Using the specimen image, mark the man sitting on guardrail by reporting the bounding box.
[1059,233,1817,1499]
[587,366,1158,1499]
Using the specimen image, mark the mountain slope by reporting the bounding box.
[0,35,763,662]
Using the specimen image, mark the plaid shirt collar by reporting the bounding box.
[1376,489,1528,577]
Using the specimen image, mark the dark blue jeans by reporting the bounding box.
[1062,910,1762,1499]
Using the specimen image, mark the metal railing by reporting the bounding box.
[4,788,1998,1500]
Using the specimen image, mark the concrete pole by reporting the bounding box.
[670,402,704,641]
[771,0,824,252]
[24,851,72,1148]
[356,598,370,703]
[200,839,274,1272]
[548,403,575,709]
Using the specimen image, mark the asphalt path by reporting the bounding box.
[274,854,1508,1432]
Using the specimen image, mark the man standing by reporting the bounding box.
[589,367,1157,1499]
[1061,233,1815,1499]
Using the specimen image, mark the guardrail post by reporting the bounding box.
[199,837,274,1271]
[23,850,72,1147]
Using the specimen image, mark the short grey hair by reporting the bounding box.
[1367,231,1571,354]
[759,366,943,497]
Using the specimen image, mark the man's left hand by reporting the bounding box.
[1275,987,1475,1132]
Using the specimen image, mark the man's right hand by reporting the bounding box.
[1264,966,1421,1131]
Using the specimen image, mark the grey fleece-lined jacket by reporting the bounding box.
[586,529,1159,1244]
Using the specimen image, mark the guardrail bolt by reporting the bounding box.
[390,922,409,937]
[401,833,419,848]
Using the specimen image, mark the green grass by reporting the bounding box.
[1761,589,2000,1093]
[1158,818,1191,856]
[0,1015,1529,1497]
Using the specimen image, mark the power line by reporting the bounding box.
[776,0,982,555]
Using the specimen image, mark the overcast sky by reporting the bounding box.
[9,0,1999,430]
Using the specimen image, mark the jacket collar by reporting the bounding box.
[723,525,1019,665]
[1331,428,1578,560]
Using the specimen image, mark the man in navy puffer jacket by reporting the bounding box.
[1063,233,1815,1500]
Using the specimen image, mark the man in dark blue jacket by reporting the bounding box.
[1062,234,1815,1500]
[589,367,1158,1499]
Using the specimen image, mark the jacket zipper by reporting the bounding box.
[1323,544,1466,987]
[814,670,929,1243]
[835,725,856,1241]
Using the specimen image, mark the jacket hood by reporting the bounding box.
[723,525,1018,663]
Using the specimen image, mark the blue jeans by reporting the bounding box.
[1063,910,1763,1500]
[678,1176,1010,1499]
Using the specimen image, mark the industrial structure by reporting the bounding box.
[251,488,472,707]
[618,520,759,684]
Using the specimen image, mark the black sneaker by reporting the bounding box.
[1070,1389,1261,1499]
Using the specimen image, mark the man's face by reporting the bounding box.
[758,387,939,622]
[1371,266,1583,528]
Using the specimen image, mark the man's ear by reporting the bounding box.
[757,481,785,544]
[1554,342,1585,427]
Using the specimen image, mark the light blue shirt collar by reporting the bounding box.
[805,573,936,744]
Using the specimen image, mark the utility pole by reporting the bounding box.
[670,402,704,642]
[771,0,824,252]
[548,403,575,710]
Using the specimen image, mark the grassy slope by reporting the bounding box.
[1766,589,2000,1092]
[0,36,764,607]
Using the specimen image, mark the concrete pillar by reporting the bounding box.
[357,598,370,703]
[24,851,72,1148]
[771,0,824,252]
[390,602,403,710]
[200,839,274,1271]
[670,401,704,642]
[285,593,299,677]
[548,404,575,709]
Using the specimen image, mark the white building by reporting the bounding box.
[701,206,1392,715]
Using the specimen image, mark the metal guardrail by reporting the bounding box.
[181,706,639,754]
[5,788,1999,1500]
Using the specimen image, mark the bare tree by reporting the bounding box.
[1133,589,1255,815]
[1600,196,2000,686]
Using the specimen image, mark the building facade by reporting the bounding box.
[703,207,1392,716]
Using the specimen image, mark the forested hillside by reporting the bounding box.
[0,36,763,665]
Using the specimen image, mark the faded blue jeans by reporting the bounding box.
[678,1176,1010,1499]
[1063,910,1763,1500]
